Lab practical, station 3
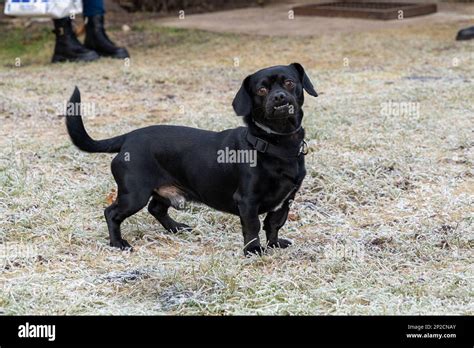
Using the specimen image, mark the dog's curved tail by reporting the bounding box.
[65,87,125,153]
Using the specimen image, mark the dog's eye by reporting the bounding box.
[257,87,268,96]
[284,80,295,89]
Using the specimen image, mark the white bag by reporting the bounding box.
[4,0,83,19]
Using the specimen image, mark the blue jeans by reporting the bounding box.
[83,0,105,17]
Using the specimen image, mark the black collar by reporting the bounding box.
[246,130,307,158]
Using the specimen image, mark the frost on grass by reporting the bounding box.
[0,21,473,315]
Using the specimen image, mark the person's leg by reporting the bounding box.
[51,17,99,63]
[82,0,105,17]
[83,0,130,59]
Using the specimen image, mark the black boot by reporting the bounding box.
[84,15,129,59]
[456,26,474,41]
[52,17,100,63]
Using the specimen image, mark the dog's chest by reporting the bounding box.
[270,188,295,212]
[259,160,305,213]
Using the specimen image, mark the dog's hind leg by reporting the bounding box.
[105,154,156,250]
[148,195,192,233]
[104,190,151,250]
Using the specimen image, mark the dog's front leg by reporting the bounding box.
[236,199,263,256]
[263,199,293,249]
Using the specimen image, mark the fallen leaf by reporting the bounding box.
[106,188,117,205]
[288,211,299,221]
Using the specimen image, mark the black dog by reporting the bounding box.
[65,63,317,255]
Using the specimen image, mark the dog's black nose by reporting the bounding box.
[273,91,287,104]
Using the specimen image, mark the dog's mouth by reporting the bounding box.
[273,102,290,111]
[267,102,295,119]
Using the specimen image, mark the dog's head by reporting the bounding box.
[232,63,317,132]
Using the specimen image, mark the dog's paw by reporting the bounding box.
[168,223,192,233]
[110,238,133,251]
[244,244,265,257]
[267,238,292,249]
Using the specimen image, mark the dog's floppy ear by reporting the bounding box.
[290,63,318,97]
[232,75,252,116]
